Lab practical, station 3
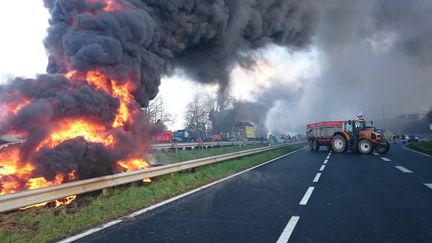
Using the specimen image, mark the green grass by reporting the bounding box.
[0,144,302,243]
[409,140,432,155]
[151,144,267,164]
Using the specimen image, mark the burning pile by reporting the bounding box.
[0,0,317,198]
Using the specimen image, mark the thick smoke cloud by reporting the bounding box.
[265,0,432,134]
[44,0,319,106]
[1,0,321,190]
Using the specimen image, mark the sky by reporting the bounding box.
[1,1,431,135]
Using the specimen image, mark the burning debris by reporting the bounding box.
[0,0,317,198]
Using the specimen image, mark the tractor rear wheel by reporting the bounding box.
[358,139,373,154]
[376,140,390,154]
[332,135,347,153]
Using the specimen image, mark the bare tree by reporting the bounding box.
[144,96,175,128]
[185,94,210,132]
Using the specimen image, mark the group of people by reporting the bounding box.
[392,134,406,144]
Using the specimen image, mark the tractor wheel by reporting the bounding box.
[376,140,390,154]
[358,139,373,154]
[332,135,347,153]
[312,140,319,151]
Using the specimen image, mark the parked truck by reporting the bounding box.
[306,119,390,154]
[230,122,257,141]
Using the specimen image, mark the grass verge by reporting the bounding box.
[151,144,267,164]
[0,144,303,243]
[408,140,432,155]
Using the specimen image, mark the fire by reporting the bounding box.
[36,119,114,151]
[20,195,77,210]
[0,0,153,211]
[27,174,64,190]
[112,81,134,127]
[85,70,111,93]
[117,159,149,172]
[0,147,34,195]
[0,98,30,123]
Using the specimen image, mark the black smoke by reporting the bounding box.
[44,0,319,106]
[1,0,320,190]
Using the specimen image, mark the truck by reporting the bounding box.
[230,122,257,141]
[173,129,211,143]
[306,119,390,154]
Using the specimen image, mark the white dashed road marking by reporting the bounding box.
[319,165,326,171]
[326,156,330,159]
[313,173,321,183]
[395,166,413,173]
[323,159,328,164]
[372,152,379,156]
[299,187,315,205]
[424,184,432,190]
[381,157,391,162]
[276,216,300,243]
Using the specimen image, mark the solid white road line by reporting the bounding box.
[313,173,321,183]
[403,146,431,157]
[424,184,432,190]
[395,166,413,173]
[276,216,300,243]
[319,165,326,171]
[372,152,379,156]
[381,157,391,162]
[324,159,328,164]
[299,187,315,205]
[58,148,305,243]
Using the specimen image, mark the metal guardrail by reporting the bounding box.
[150,140,269,151]
[0,142,302,213]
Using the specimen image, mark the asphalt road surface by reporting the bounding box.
[72,143,432,243]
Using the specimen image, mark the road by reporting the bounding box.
[70,143,432,243]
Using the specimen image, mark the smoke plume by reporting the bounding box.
[44,0,319,105]
[264,0,432,135]
[0,0,320,193]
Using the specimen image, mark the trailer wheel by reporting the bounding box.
[327,145,333,151]
[376,140,390,154]
[309,142,314,151]
[332,135,347,153]
[358,139,373,154]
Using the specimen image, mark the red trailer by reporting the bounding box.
[153,131,173,143]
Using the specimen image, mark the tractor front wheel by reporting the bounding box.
[376,140,390,154]
[358,139,373,154]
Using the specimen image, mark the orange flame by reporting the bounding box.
[36,119,114,151]
[117,159,149,172]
